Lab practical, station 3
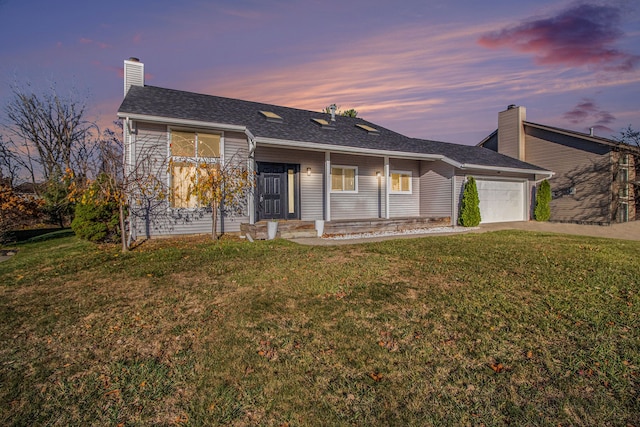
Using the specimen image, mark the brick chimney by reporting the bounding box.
[498,105,526,161]
[124,57,144,96]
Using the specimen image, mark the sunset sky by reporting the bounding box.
[0,0,639,145]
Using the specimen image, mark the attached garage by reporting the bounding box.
[475,178,526,223]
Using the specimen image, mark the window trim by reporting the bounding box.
[389,170,412,194]
[330,165,358,193]
[167,127,224,209]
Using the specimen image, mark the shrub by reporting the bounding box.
[71,177,120,243]
[534,180,551,221]
[459,176,481,227]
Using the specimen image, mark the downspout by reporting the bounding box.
[124,117,136,245]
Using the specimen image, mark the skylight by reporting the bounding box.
[259,111,283,123]
[355,123,379,134]
[311,118,335,129]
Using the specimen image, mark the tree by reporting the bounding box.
[67,123,168,252]
[458,176,481,227]
[322,105,358,118]
[2,82,100,226]
[534,179,551,221]
[71,174,120,242]
[184,157,254,240]
[615,126,639,148]
[0,181,42,243]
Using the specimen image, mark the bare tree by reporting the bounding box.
[4,82,99,185]
[2,82,100,226]
[0,135,20,187]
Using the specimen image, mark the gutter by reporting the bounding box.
[457,163,554,178]
[116,112,247,133]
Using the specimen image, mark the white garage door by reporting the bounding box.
[475,179,526,223]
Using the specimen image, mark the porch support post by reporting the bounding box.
[325,151,331,221]
[248,137,256,225]
[451,175,456,226]
[384,156,390,219]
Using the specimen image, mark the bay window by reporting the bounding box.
[170,130,220,208]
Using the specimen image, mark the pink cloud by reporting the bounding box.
[563,98,615,132]
[478,3,639,72]
[132,33,142,44]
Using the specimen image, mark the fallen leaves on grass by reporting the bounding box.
[368,372,383,382]
[490,363,505,373]
[378,331,399,352]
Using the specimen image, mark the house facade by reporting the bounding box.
[480,105,638,224]
[117,59,552,238]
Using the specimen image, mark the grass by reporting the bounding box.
[0,231,638,426]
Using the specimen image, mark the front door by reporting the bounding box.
[257,163,300,221]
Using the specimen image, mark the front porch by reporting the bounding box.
[240,216,451,240]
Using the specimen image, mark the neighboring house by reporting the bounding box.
[479,105,639,224]
[117,58,552,238]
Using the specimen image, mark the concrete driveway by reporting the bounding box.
[475,220,640,241]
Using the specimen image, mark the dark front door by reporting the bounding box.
[257,163,299,221]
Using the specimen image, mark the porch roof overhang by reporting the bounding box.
[254,136,443,161]
[255,136,553,177]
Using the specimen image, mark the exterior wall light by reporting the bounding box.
[307,167,311,176]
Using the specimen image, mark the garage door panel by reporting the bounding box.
[475,179,525,223]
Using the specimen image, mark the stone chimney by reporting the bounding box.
[124,57,144,96]
[497,105,526,161]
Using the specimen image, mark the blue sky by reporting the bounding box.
[1,0,639,144]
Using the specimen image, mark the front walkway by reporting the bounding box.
[289,221,640,246]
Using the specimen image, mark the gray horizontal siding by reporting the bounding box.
[130,122,249,238]
[389,159,420,218]
[420,160,453,218]
[330,153,385,220]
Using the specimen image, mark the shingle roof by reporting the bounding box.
[118,85,549,172]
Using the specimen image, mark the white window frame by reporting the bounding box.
[389,170,412,194]
[168,128,224,209]
[330,165,358,193]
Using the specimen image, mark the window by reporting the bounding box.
[619,167,629,183]
[619,202,629,222]
[331,166,357,192]
[170,130,221,208]
[390,171,412,193]
[620,153,629,166]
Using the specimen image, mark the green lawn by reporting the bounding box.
[0,231,638,426]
